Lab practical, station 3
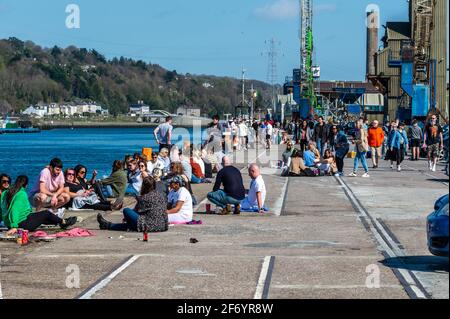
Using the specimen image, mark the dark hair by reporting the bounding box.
[133,153,141,159]
[74,164,87,177]
[112,160,123,173]
[166,116,173,122]
[64,168,76,179]
[140,176,156,195]
[308,121,315,129]
[6,175,28,208]
[49,158,63,169]
[212,115,219,121]
[1,173,11,183]
[318,116,324,120]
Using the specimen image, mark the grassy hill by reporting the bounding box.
[0,37,273,116]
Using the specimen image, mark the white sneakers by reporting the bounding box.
[429,161,437,172]
[397,165,402,172]
[348,172,370,178]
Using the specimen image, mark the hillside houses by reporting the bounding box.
[22,102,108,118]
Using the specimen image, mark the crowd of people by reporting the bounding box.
[1,113,445,237]
[280,114,446,177]
[0,115,270,237]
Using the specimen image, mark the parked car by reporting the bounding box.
[427,196,449,257]
[434,194,449,211]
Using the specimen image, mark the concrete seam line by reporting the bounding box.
[273,178,289,217]
[77,255,141,299]
[254,256,275,299]
[335,177,428,299]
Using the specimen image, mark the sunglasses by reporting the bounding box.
[1,180,10,184]
[79,171,86,174]
[67,173,75,176]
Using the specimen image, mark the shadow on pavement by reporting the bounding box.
[381,256,449,273]
[426,178,450,184]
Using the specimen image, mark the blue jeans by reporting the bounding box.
[109,208,139,231]
[126,185,139,196]
[102,185,114,198]
[353,150,369,173]
[316,140,327,157]
[207,190,241,209]
[191,175,203,184]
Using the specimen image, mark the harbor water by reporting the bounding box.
[0,127,206,183]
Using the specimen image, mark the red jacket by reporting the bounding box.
[368,127,385,148]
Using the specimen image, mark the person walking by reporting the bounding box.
[410,120,423,161]
[423,114,444,172]
[331,125,349,176]
[299,120,309,152]
[153,116,173,152]
[390,123,409,171]
[313,116,329,156]
[368,120,385,169]
[349,120,370,178]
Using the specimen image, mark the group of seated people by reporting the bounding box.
[0,143,250,235]
[281,140,338,177]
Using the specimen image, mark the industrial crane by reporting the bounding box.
[299,0,317,117]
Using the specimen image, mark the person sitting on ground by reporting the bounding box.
[1,174,11,197]
[123,155,134,170]
[138,160,150,179]
[1,175,77,235]
[64,169,113,211]
[147,152,164,173]
[190,155,206,184]
[288,149,307,176]
[74,165,98,190]
[94,160,127,209]
[316,149,338,175]
[0,174,11,226]
[158,148,171,173]
[166,175,193,224]
[191,147,206,178]
[152,168,167,198]
[29,158,71,217]
[207,156,246,215]
[97,176,168,233]
[281,140,294,168]
[178,149,193,182]
[303,143,319,167]
[125,159,143,196]
[240,164,267,213]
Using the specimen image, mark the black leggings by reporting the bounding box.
[300,139,308,152]
[18,211,62,231]
[394,146,405,165]
[82,202,112,211]
[336,156,345,173]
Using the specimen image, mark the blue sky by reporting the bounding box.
[0,0,411,83]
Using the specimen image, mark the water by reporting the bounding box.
[0,127,206,183]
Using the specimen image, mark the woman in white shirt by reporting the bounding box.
[166,175,193,224]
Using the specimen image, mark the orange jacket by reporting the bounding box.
[367,127,385,147]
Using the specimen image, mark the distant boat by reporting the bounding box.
[0,117,41,134]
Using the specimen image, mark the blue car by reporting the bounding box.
[427,195,449,257]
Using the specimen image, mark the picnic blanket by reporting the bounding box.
[32,228,95,239]
[170,220,203,225]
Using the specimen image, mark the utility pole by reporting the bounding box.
[266,38,279,118]
[250,84,256,120]
[241,68,246,112]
